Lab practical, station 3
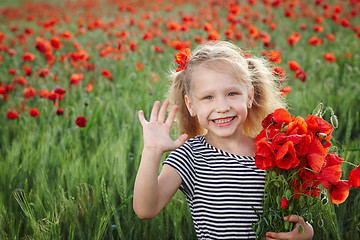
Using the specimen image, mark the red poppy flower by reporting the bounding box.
[323,52,337,63]
[281,197,289,209]
[7,110,19,119]
[286,116,307,135]
[29,108,39,117]
[56,108,64,116]
[325,153,344,167]
[255,140,276,170]
[75,116,87,127]
[86,83,93,92]
[288,60,300,71]
[306,138,327,172]
[349,164,360,188]
[272,108,292,127]
[305,114,333,139]
[329,180,350,204]
[294,68,306,82]
[175,48,191,72]
[22,52,35,62]
[38,68,49,78]
[318,165,342,189]
[54,86,66,95]
[287,134,311,156]
[276,141,299,170]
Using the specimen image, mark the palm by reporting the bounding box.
[138,100,187,152]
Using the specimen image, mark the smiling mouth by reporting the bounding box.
[212,117,235,124]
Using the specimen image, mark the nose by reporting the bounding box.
[215,97,230,113]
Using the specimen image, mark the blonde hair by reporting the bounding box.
[167,41,286,139]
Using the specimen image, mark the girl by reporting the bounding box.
[133,41,313,240]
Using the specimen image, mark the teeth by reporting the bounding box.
[214,117,233,124]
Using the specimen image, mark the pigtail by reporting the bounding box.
[167,70,204,139]
[244,57,287,138]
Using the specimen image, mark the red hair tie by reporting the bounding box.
[175,48,191,72]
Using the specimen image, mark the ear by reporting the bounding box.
[185,95,195,117]
[247,87,254,108]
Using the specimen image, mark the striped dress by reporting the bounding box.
[163,135,265,240]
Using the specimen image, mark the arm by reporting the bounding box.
[133,100,188,219]
[265,215,314,240]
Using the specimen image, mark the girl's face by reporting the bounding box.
[185,66,254,141]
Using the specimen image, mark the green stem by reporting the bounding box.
[266,122,274,142]
[304,167,320,174]
[342,160,358,168]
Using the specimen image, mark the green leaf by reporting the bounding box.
[299,223,304,233]
[299,196,305,208]
[285,190,291,200]
[284,220,290,230]
[307,196,312,205]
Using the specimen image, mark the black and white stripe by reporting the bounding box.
[164,135,265,239]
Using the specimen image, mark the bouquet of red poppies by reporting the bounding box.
[252,104,360,238]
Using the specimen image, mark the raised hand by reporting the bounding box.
[138,100,188,153]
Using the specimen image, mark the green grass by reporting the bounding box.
[0,0,359,239]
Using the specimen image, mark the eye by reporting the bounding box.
[228,92,238,96]
[204,96,213,100]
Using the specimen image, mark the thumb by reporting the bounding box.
[173,134,188,148]
[284,215,304,224]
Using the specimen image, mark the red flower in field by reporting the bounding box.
[287,32,301,46]
[249,25,258,37]
[129,41,137,51]
[280,86,291,97]
[288,60,300,71]
[22,52,35,62]
[35,37,52,53]
[56,108,64,116]
[329,180,350,204]
[136,62,143,71]
[29,108,39,117]
[313,24,324,33]
[22,64,32,76]
[75,116,87,127]
[295,69,306,82]
[340,19,350,28]
[61,31,73,39]
[255,140,276,170]
[207,30,220,41]
[323,52,337,63]
[281,197,289,209]
[308,36,323,46]
[9,68,17,75]
[23,87,36,99]
[349,164,360,188]
[175,48,191,72]
[13,76,27,86]
[325,33,335,41]
[50,37,61,50]
[38,68,49,78]
[154,45,164,53]
[70,73,84,85]
[86,83,93,92]
[7,110,19,119]
[54,86,66,95]
[101,69,112,80]
[272,66,286,80]
[276,141,299,170]
[267,50,281,64]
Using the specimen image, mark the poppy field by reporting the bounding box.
[1,0,360,239]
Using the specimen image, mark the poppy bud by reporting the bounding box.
[330,115,338,129]
[318,133,327,139]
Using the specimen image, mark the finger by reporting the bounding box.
[173,134,188,149]
[138,110,147,126]
[150,101,161,122]
[284,215,304,223]
[165,105,179,127]
[158,100,170,123]
[266,231,291,240]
